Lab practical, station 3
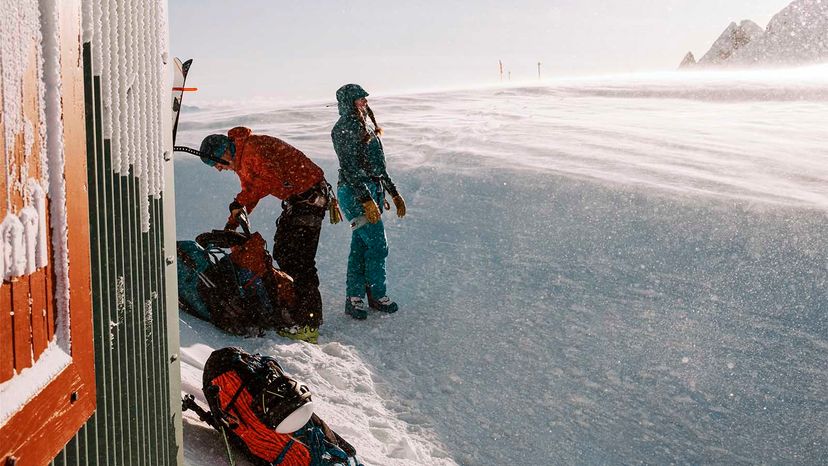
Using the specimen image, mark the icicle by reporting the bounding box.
[156,0,170,196]
[2,213,26,281]
[40,0,71,346]
[19,206,38,275]
[135,0,147,181]
[98,0,112,138]
[29,180,48,268]
[111,0,124,173]
[81,0,93,43]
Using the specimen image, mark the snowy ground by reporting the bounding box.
[175,66,828,465]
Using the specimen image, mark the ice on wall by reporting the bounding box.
[40,0,71,347]
[0,0,78,425]
[0,0,55,279]
[0,191,48,281]
[86,0,168,231]
[19,206,38,275]
[0,342,72,425]
[0,0,43,165]
[1,213,25,281]
[29,180,48,268]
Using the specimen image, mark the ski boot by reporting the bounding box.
[368,294,398,314]
[278,325,319,344]
[345,297,368,320]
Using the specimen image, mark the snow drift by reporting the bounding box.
[175,68,828,465]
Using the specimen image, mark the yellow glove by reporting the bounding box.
[392,195,406,218]
[362,200,381,224]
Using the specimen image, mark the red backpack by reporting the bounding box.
[183,347,361,466]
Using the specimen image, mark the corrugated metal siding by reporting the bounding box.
[50,42,181,466]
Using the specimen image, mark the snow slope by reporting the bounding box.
[175,66,828,465]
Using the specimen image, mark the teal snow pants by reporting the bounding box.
[337,182,389,299]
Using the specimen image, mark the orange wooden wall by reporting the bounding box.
[0,1,96,464]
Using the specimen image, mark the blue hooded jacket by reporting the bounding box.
[331,84,398,203]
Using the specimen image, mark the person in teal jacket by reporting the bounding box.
[331,84,406,319]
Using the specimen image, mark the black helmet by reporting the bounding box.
[199,134,235,166]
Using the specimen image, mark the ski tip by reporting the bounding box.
[172,87,198,92]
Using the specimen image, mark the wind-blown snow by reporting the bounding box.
[175,68,828,465]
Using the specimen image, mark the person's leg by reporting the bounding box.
[346,230,368,298]
[274,205,325,327]
[356,220,388,299]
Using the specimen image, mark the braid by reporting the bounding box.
[366,105,383,136]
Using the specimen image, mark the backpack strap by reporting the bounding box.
[272,438,295,465]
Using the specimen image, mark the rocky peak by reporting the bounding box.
[678,52,696,68]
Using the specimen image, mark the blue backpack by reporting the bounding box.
[176,230,295,336]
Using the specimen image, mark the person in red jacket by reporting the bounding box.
[199,127,335,343]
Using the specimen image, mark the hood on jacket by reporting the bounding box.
[228,126,252,141]
[336,84,369,116]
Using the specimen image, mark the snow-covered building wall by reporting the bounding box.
[1,0,97,464]
[1,0,182,464]
[85,0,170,232]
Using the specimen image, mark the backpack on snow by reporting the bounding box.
[177,228,297,336]
[182,347,362,466]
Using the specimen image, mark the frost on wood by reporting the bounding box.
[19,206,38,275]
[85,0,170,232]
[0,190,49,280]
[29,180,48,268]
[0,0,42,164]
[0,0,76,425]
[1,213,26,281]
[0,342,72,425]
[41,0,71,348]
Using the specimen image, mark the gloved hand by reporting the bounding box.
[362,200,381,224]
[226,200,244,230]
[392,195,406,218]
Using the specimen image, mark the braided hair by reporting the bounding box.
[357,104,384,143]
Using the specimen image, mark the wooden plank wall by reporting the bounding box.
[0,44,56,385]
[48,41,180,466]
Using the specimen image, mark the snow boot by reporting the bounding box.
[278,325,319,344]
[368,296,398,314]
[345,297,368,320]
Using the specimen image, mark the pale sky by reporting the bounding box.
[169,0,792,104]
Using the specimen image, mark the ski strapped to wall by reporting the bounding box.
[171,57,196,145]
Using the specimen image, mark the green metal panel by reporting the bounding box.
[52,41,181,466]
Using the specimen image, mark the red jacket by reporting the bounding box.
[228,126,324,214]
